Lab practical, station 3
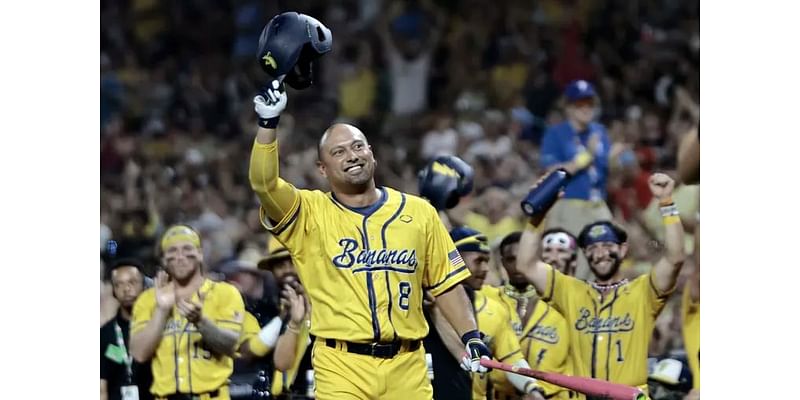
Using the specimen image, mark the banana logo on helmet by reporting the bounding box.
[262,52,277,70]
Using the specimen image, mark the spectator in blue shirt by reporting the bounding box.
[538,80,613,280]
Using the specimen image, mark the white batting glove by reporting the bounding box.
[253,80,287,128]
[459,330,492,373]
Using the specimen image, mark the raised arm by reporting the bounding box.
[649,173,687,294]
[248,81,300,226]
[515,175,561,294]
[677,127,700,185]
[516,222,550,295]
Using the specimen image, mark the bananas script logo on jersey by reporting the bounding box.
[164,319,191,335]
[574,308,635,333]
[526,324,560,344]
[332,238,418,273]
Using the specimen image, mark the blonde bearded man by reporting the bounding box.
[130,225,245,400]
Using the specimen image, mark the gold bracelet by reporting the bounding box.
[286,323,301,333]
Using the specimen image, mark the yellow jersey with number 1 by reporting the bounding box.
[542,264,673,394]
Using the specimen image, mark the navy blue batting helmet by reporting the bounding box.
[257,12,333,90]
[418,156,475,211]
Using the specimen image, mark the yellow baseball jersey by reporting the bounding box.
[681,284,700,389]
[131,279,245,397]
[259,182,470,342]
[542,264,673,393]
[484,287,573,399]
[471,290,526,400]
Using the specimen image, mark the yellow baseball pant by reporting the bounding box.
[312,338,433,400]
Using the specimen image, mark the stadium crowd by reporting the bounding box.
[100,0,699,399]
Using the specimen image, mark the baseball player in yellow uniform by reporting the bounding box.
[247,80,491,400]
[515,173,686,397]
[483,231,574,400]
[446,227,546,400]
[130,225,245,400]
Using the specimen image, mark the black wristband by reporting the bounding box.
[461,329,481,345]
[258,116,280,129]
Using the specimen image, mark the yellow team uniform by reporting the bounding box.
[681,284,700,389]
[249,140,470,399]
[483,286,573,400]
[131,279,245,399]
[541,264,673,396]
[471,290,528,400]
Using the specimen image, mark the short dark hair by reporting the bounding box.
[106,258,146,282]
[498,231,522,257]
[577,220,628,248]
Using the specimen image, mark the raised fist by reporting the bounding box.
[253,80,287,127]
[648,172,675,201]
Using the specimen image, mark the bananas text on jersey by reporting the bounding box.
[331,238,418,273]
[574,308,635,334]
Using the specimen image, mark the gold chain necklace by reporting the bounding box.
[504,284,538,319]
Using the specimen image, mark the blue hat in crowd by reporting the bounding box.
[450,226,490,254]
[564,80,597,102]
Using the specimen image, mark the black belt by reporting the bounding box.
[164,389,219,400]
[325,338,421,359]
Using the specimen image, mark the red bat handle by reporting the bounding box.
[480,359,646,400]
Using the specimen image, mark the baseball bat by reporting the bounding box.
[480,359,646,400]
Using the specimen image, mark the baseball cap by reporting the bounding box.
[449,226,490,254]
[577,221,628,248]
[257,236,292,270]
[564,80,597,102]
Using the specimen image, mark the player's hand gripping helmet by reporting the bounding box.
[418,155,475,211]
[257,12,333,90]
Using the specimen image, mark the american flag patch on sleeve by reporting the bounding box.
[448,250,464,267]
